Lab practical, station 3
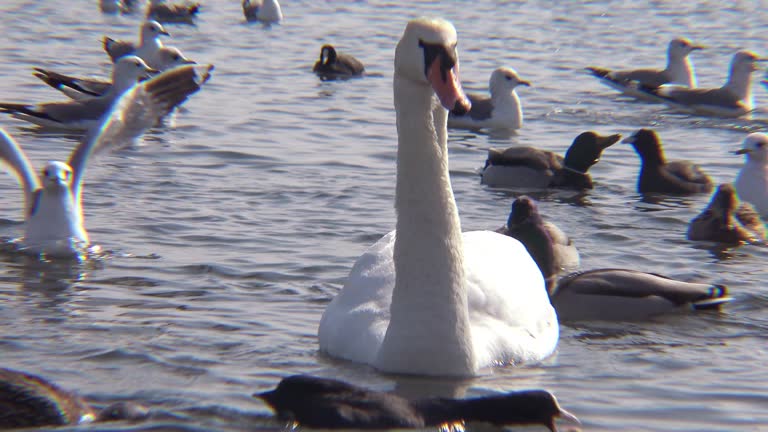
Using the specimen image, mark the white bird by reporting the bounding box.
[318,18,558,377]
[33,47,195,101]
[586,37,703,100]
[103,20,170,68]
[0,56,157,130]
[100,0,125,14]
[0,63,215,258]
[448,67,529,130]
[646,50,766,117]
[734,132,768,217]
[242,0,282,24]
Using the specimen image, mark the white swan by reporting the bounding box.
[318,18,558,377]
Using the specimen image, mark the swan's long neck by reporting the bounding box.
[376,74,475,376]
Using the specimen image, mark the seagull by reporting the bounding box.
[734,132,768,217]
[104,20,170,68]
[33,47,195,101]
[312,45,365,80]
[146,0,200,24]
[0,56,157,130]
[645,50,766,117]
[448,67,530,130]
[0,63,214,258]
[688,183,766,244]
[243,0,282,24]
[586,37,703,100]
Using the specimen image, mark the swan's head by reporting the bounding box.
[623,129,665,165]
[489,67,530,94]
[395,17,470,115]
[141,20,170,40]
[735,132,768,163]
[41,161,73,191]
[668,37,703,59]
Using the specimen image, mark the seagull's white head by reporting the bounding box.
[668,37,704,59]
[41,161,73,191]
[142,20,170,39]
[736,132,768,163]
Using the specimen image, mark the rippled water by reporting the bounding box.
[0,1,766,431]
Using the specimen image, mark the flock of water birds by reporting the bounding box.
[0,1,766,431]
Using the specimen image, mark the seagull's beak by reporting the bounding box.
[690,44,705,51]
[734,148,751,155]
[518,80,531,87]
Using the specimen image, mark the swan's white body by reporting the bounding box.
[318,18,558,377]
[735,133,768,217]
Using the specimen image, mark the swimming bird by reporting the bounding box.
[448,67,529,130]
[480,131,620,189]
[104,20,170,67]
[0,368,148,430]
[624,128,713,195]
[644,50,766,117]
[318,18,558,377]
[313,45,365,80]
[146,0,200,24]
[688,183,766,244]
[100,0,126,14]
[0,56,157,131]
[497,196,580,292]
[33,47,195,101]
[256,375,579,432]
[551,269,732,321]
[586,37,703,100]
[734,132,768,217]
[0,63,214,257]
[243,0,282,24]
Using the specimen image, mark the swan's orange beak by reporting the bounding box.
[427,57,470,115]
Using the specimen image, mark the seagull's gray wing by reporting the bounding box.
[104,37,136,63]
[68,63,214,208]
[0,129,41,217]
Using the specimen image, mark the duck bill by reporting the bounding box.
[598,133,622,149]
[427,56,470,115]
[547,407,581,432]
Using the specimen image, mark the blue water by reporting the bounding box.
[0,1,766,431]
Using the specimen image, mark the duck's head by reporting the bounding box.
[623,128,665,165]
[564,131,621,172]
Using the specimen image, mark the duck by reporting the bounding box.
[146,0,200,24]
[0,63,214,257]
[624,128,713,195]
[255,375,579,432]
[0,367,148,430]
[586,37,703,100]
[312,45,365,80]
[687,183,766,244]
[0,56,156,131]
[243,0,282,24]
[33,47,195,101]
[480,131,620,189]
[317,18,558,377]
[643,50,766,117]
[447,67,529,130]
[497,196,579,291]
[104,20,170,68]
[551,269,732,322]
[734,132,768,217]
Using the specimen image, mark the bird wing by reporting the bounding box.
[33,68,111,98]
[486,147,561,172]
[68,63,214,208]
[104,37,136,62]
[0,129,40,217]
